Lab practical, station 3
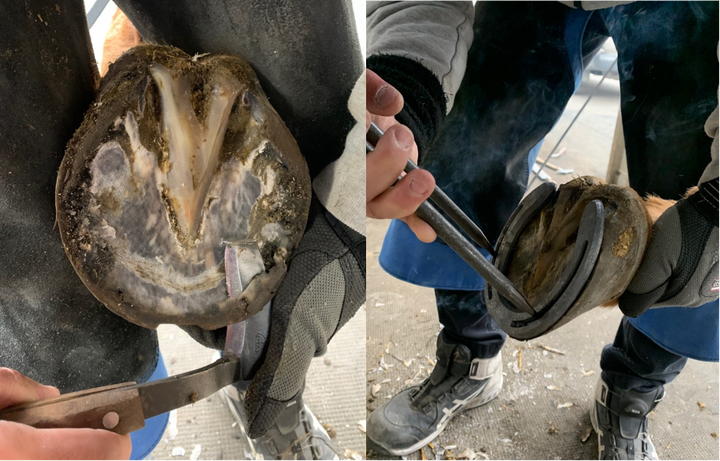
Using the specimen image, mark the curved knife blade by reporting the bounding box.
[138,356,241,419]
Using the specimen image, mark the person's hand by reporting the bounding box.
[0,368,131,460]
[618,195,719,317]
[366,69,437,243]
[241,196,365,438]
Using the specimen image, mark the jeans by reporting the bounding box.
[600,317,688,393]
[436,289,506,359]
[422,1,718,392]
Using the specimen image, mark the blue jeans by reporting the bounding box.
[380,1,719,388]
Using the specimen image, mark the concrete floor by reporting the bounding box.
[367,217,719,460]
[365,75,720,460]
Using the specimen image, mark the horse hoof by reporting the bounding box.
[56,45,311,329]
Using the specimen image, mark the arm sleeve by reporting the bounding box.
[366,1,474,158]
[312,71,366,237]
[688,44,719,224]
[688,106,720,225]
[700,106,718,184]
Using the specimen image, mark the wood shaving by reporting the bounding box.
[518,347,522,371]
[581,426,593,443]
[379,355,389,370]
[697,401,706,411]
[539,345,566,355]
[343,449,363,460]
[322,423,336,438]
[190,444,201,461]
[455,448,490,461]
[547,421,559,434]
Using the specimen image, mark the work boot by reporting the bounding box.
[591,376,664,460]
[366,334,503,456]
[222,384,338,460]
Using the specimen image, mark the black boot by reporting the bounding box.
[591,377,664,460]
[366,333,503,457]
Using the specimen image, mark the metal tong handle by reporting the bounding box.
[367,123,496,257]
[367,121,535,315]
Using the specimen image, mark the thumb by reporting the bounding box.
[618,280,669,317]
[0,421,132,460]
[0,368,60,409]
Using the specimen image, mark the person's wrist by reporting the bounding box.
[686,177,719,227]
[366,55,446,163]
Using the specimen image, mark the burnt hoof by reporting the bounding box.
[56,45,311,329]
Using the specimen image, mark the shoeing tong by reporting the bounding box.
[366,121,535,315]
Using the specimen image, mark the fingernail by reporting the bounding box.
[375,85,397,108]
[409,178,429,195]
[393,127,413,150]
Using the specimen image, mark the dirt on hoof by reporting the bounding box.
[506,177,651,316]
[56,45,311,329]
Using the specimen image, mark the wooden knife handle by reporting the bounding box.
[0,382,146,435]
